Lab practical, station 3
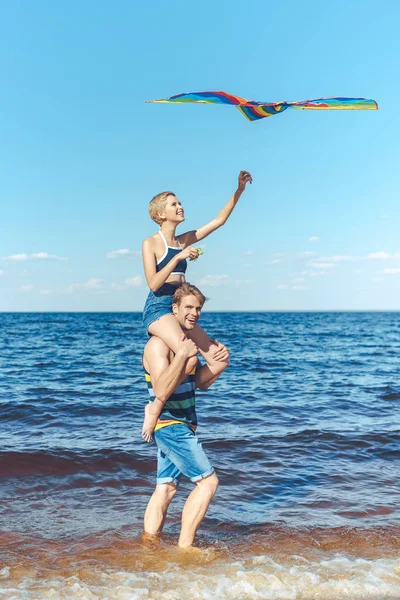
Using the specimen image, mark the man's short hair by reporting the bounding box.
[173,283,207,308]
[148,191,175,225]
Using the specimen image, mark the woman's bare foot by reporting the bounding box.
[142,404,158,442]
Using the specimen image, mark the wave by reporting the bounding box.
[0,401,135,423]
[1,526,399,600]
[0,449,152,477]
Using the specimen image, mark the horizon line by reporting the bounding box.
[1,309,400,314]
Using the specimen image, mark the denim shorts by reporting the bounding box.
[142,283,179,332]
[154,424,214,486]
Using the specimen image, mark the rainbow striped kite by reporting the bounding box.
[146,91,378,122]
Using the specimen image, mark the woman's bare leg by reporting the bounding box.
[186,324,219,365]
[148,314,197,374]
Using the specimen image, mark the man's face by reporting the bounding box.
[172,294,202,330]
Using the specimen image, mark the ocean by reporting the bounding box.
[0,311,399,599]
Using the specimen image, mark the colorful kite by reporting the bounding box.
[146,91,378,122]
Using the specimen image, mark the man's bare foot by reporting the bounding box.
[142,404,158,442]
[177,544,203,554]
[141,531,161,549]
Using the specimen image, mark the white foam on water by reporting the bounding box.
[1,554,399,599]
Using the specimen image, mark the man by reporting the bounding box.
[142,283,229,548]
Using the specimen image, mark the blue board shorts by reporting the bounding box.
[154,424,214,486]
[142,283,179,332]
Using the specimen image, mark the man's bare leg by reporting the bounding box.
[144,483,177,535]
[178,472,219,548]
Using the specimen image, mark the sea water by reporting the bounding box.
[0,312,399,599]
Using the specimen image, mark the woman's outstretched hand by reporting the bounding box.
[237,170,253,192]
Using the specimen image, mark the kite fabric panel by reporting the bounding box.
[146,91,378,122]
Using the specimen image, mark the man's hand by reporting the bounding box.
[237,170,253,192]
[211,339,230,362]
[176,334,198,359]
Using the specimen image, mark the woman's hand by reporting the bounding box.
[237,170,253,192]
[211,340,230,362]
[176,246,200,262]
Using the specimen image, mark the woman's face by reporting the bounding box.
[160,195,185,224]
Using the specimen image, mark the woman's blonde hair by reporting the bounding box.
[148,191,176,225]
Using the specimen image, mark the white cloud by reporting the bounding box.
[197,274,230,287]
[383,268,400,275]
[292,277,305,283]
[0,270,3,277]
[20,284,34,292]
[292,285,308,291]
[310,262,335,269]
[242,250,253,256]
[4,252,66,261]
[298,251,316,257]
[40,289,52,295]
[8,254,28,261]
[313,252,400,264]
[265,259,282,265]
[308,236,320,242]
[295,251,316,262]
[277,283,308,291]
[276,285,309,292]
[106,249,140,259]
[84,278,103,289]
[371,277,384,282]
[235,279,253,287]
[367,252,400,260]
[32,252,66,260]
[69,278,104,292]
[125,276,143,287]
[314,255,358,263]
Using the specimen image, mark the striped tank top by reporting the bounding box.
[145,365,197,431]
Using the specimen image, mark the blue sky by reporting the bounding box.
[1,0,399,311]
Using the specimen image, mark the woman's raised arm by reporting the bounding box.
[178,171,252,246]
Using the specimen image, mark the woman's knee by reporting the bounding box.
[148,315,183,352]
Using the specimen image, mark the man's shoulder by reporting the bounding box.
[144,336,172,361]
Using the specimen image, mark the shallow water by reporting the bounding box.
[0,312,399,598]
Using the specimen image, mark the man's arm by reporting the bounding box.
[142,335,198,443]
[145,335,197,403]
[195,340,230,391]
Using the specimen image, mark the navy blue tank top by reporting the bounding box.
[156,230,187,276]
